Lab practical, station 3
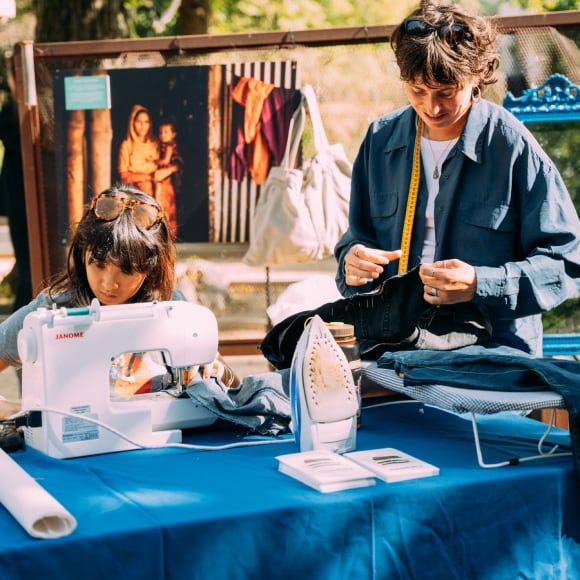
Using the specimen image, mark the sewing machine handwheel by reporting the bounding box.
[17,328,38,364]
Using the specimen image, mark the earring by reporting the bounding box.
[472,85,481,102]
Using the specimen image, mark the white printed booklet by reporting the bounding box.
[277,450,376,493]
[345,448,440,483]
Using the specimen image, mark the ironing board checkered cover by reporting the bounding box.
[362,364,565,415]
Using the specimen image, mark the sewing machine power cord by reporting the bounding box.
[3,400,419,453]
[5,408,295,451]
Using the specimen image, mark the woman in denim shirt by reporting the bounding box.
[336,1,580,356]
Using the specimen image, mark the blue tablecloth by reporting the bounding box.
[1,401,578,580]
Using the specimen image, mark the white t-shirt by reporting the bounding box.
[420,136,459,263]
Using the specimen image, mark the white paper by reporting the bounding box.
[345,448,439,483]
[277,449,375,492]
[0,449,77,539]
[279,462,375,493]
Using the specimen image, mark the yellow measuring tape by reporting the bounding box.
[398,117,423,275]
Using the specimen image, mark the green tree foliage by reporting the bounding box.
[33,0,129,42]
[532,122,580,333]
[529,122,579,213]
[124,0,170,37]
[124,0,181,37]
[516,0,580,11]
[210,0,414,33]
[120,0,416,37]
[543,297,580,332]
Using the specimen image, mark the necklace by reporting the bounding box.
[424,136,456,180]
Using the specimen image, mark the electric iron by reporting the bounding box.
[290,315,358,453]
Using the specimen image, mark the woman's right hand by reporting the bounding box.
[343,244,402,286]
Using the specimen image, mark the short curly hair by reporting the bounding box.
[391,1,499,91]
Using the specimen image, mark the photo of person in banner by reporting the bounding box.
[117,106,182,236]
[118,104,159,196]
[155,117,183,237]
[54,66,210,244]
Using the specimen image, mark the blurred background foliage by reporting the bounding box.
[18,0,580,41]
[1,0,579,331]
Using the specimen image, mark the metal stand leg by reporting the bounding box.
[470,411,572,469]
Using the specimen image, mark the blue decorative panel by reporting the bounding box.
[543,333,580,357]
[503,73,580,123]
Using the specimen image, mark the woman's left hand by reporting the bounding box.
[419,259,477,305]
[182,356,239,388]
[199,358,225,380]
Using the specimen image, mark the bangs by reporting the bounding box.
[402,40,469,87]
[86,217,159,275]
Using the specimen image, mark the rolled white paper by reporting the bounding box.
[0,449,77,539]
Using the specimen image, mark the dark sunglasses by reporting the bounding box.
[403,19,469,44]
[91,194,164,230]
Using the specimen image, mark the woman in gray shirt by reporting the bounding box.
[0,183,229,418]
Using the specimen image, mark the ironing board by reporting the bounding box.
[361,362,572,469]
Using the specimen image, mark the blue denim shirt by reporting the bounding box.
[335,100,580,356]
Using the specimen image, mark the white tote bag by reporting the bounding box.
[243,85,352,266]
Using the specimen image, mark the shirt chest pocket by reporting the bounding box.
[368,191,401,243]
[460,202,517,232]
[457,201,519,265]
[369,191,399,218]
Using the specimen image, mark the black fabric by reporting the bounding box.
[0,94,32,311]
[260,266,492,369]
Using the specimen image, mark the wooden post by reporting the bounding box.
[13,42,51,293]
[66,109,86,226]
[89,108,112,198]
[207,64,222,243]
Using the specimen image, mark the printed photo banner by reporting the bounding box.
[52,60,299,245]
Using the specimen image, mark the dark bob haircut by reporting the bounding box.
[49,183,175,307]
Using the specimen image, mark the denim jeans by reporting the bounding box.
[186,370,291,436]
[379,345,580,480]
[261,267,492,369]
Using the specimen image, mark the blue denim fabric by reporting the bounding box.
[378,346,580,480]
[335,100,580,356]
[186,370,291,436]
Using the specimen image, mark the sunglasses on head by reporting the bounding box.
[403,19,469,44]
[91,193,164,230]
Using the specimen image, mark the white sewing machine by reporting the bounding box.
[18,299,219,458]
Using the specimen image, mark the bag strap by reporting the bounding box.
[280,85,330,168]
[301,84,330,153]
[281,97,306,169]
